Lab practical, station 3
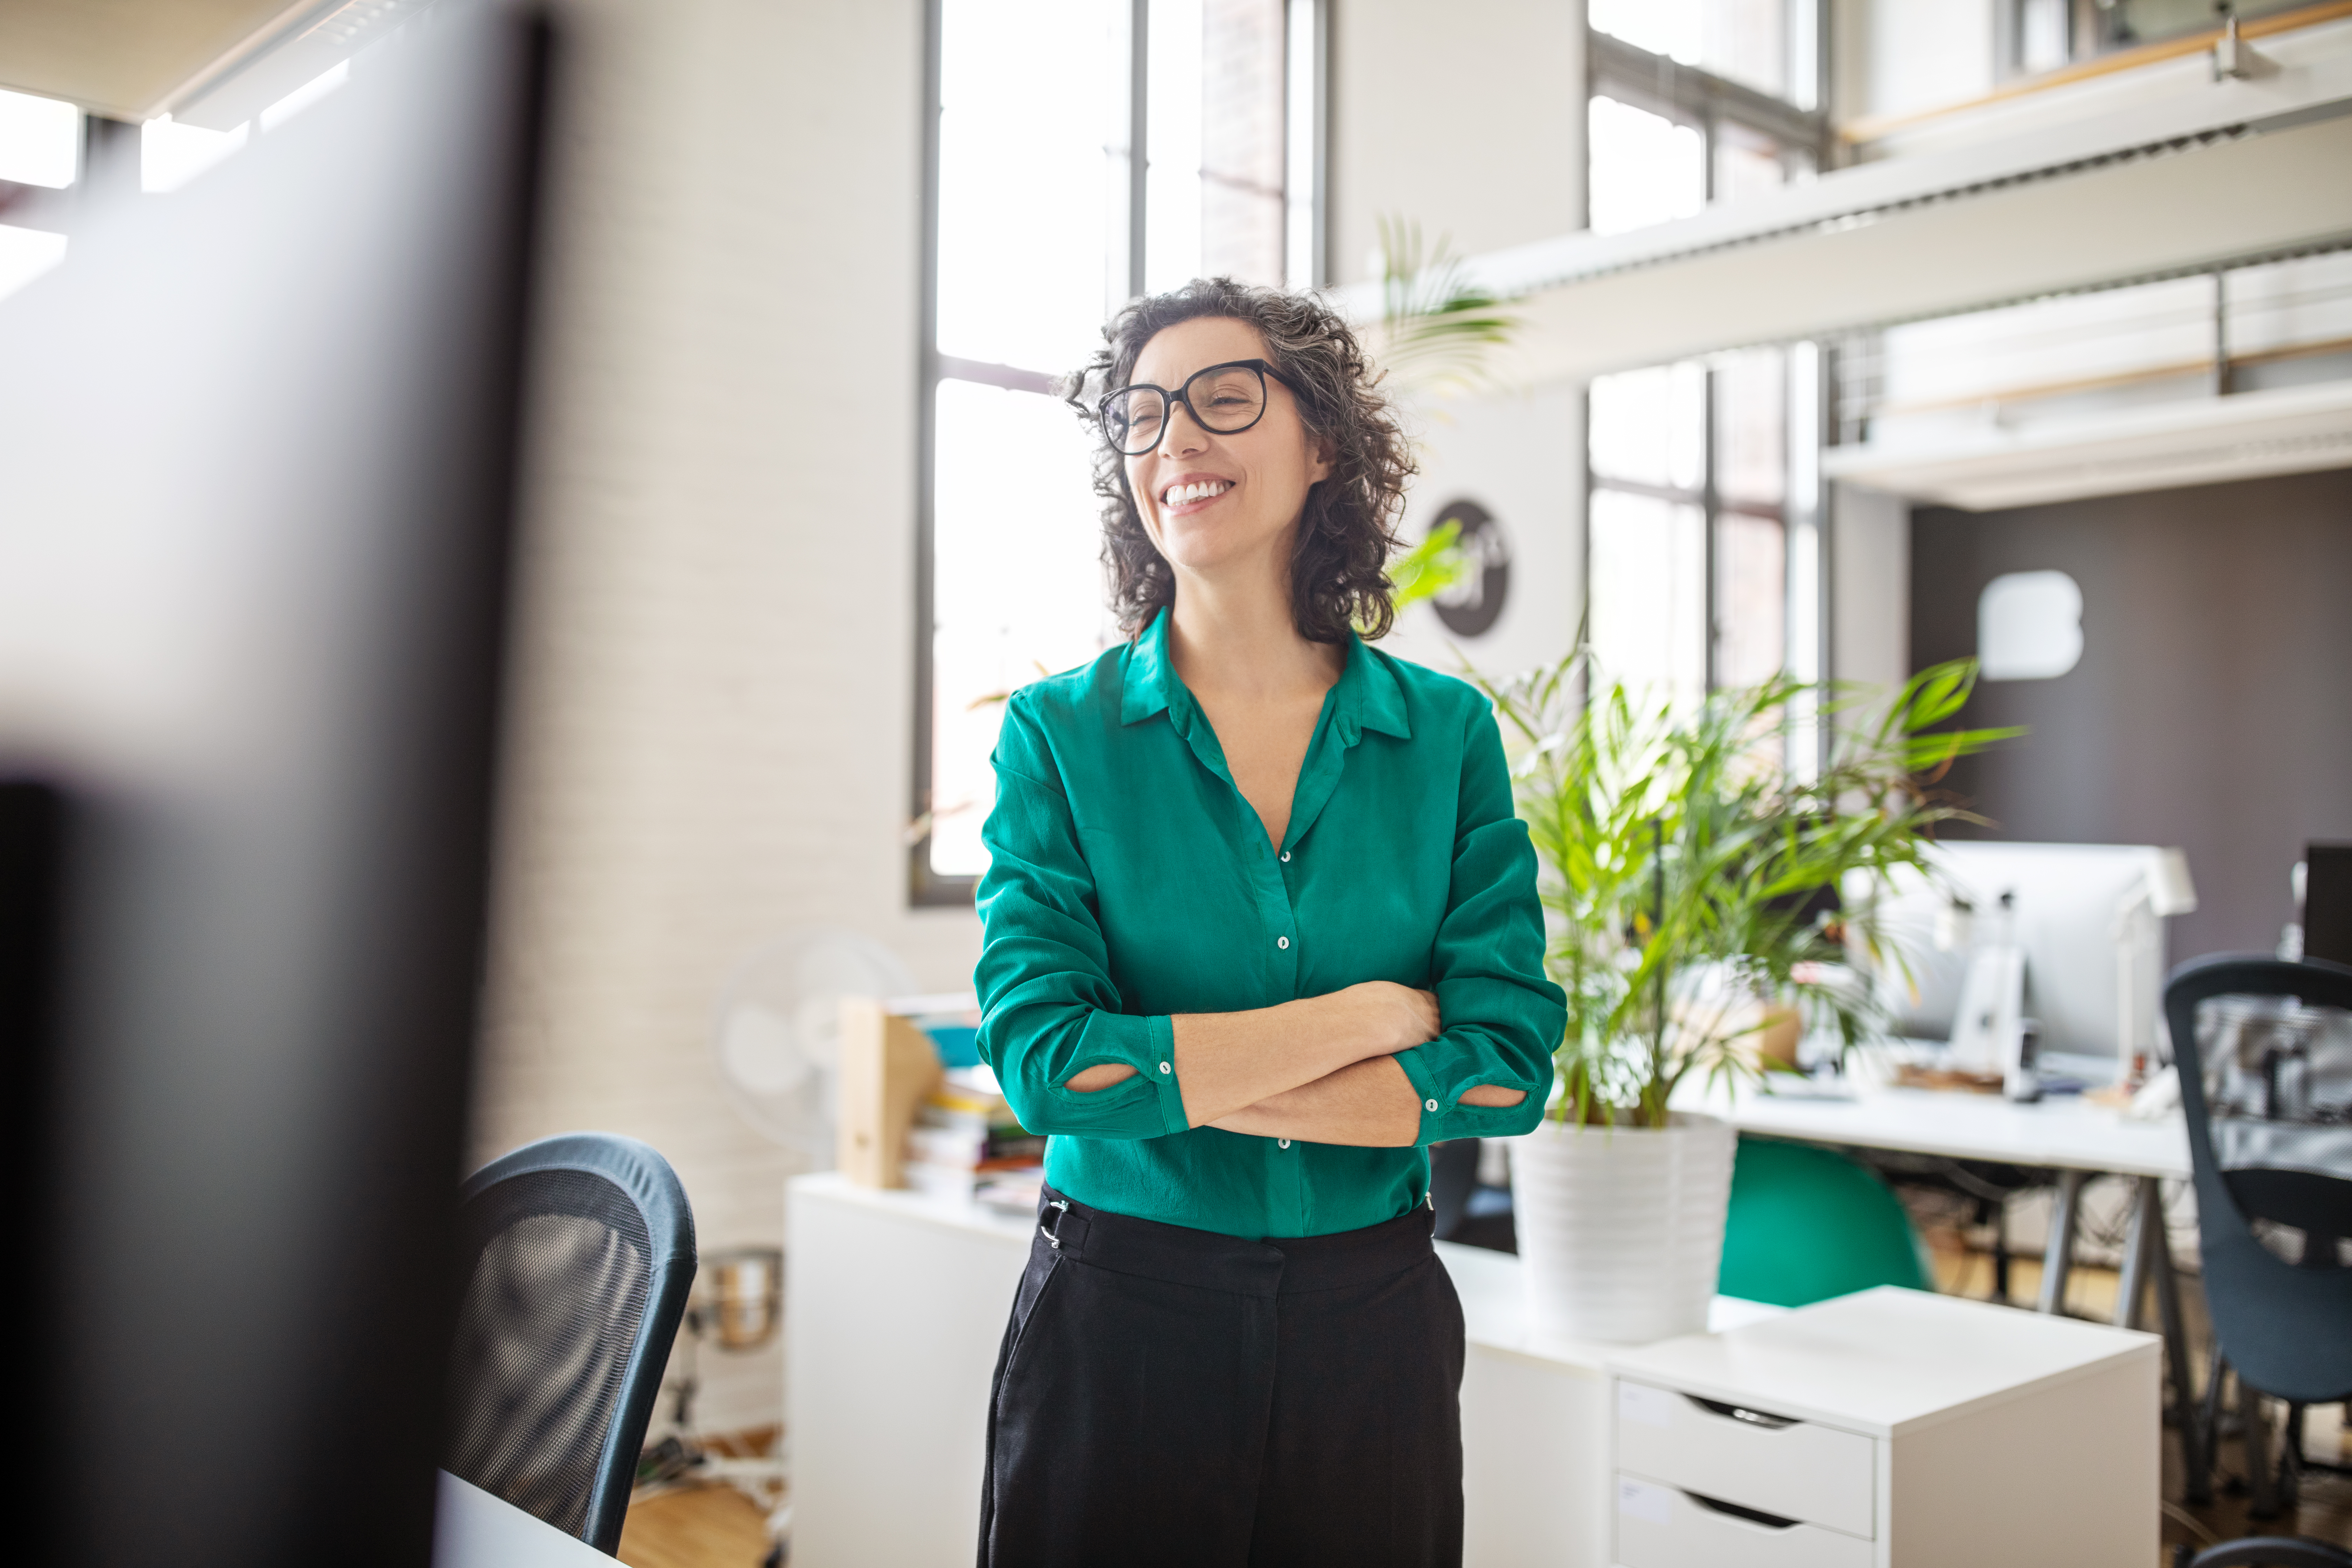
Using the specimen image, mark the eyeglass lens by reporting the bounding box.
[1104,364,1268,454]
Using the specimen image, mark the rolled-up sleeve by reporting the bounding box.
[973,697,1192,1140]
[1389,701,1566,1146]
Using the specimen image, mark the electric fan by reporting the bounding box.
[711,928,916,1166]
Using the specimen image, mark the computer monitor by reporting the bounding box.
[0,12,545,1565]
[1860,841,2197,1075]
[2304,843,2352,967]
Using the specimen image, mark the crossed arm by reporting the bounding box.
[1062,982,1525,1147]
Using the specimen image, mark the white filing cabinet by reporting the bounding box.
[1603,1287,2160,1568]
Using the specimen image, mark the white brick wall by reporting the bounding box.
[472,0,980,1435]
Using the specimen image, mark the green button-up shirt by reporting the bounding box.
[973,609,1565,1238]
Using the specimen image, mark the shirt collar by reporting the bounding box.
[1119,607,1412,743]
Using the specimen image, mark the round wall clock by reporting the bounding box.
[1428,497,1510,638]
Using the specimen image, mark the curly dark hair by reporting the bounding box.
[1065,277,1417,644]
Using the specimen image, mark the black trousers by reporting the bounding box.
[978,1185,1465,1568]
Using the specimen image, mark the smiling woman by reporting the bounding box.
[967,279,1566,1567]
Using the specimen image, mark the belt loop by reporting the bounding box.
[1039,1196,1072,1250]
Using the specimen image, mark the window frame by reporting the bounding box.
[1580,6,1832,751]
[907,0,1326,908]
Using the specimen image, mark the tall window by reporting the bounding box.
[1583,3,1826,762]
[1588,349,1820,706]
[914,0,1323,902]
[1584,0,1826,237]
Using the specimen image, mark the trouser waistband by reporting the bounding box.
[1035,1184,1434,1297]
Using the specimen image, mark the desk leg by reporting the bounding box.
[2036,1168,2088,1315]
[2116,1178,2154,1331]
[2146,1180,2212,1505]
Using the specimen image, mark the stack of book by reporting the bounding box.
[902,1062,1045,1212]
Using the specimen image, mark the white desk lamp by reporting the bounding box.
[2114,848,2197,1087]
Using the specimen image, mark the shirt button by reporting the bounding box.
[1276,936,1290,950]
[1278,1139,1290,1149]
[1158,1062,1172,1074]
[1280,850,1291,862]
[1425,1099,1439,1112]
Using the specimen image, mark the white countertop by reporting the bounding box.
[1680,1059,2191,1180]
[1604,1284,2162,1438]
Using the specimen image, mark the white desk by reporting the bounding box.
[1678,1069,2207,1489]
[1605,1288,2161,1567]
[432,1470,611,1568]
[785,1172,1780,1568]
[1698,1079,2189,1182]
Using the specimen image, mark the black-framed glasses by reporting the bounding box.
[1097,359,1295,456]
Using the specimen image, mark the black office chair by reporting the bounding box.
[2162,956,2352,1524]
[2174,1540,2352,1568]
[444,1132,697,1553]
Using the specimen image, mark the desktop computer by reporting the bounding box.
[1859,841,2197,1085]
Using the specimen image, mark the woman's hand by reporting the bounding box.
[1330,980,1441,1057]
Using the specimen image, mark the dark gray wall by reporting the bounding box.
[1910,466,2352,964]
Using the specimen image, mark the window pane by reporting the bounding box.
[1590,361,1705,491]
[930,380,1115,877]
[1590,0,1789,102]
[2019,0,2070,73]
[1713,346,1785,509]
[938,0,1122,372]
[1714,511,1785,690]
[1588,95,1703,237]
[1201,0,1286,285]
[1150,0,1287,291]
[1590,488,1707,705]
[0,87,81,189]
[1146,0,1204,291]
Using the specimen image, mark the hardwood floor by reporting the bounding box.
[618,1486,774,1568]
[620,1428,782,1568]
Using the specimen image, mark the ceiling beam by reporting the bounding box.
[1488,113,2352,385]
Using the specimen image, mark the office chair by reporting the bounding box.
[2162,956,2352,1521]
[2173,1538,2352,1568]
[1716,1135,1934,1307]
[444,1133,698,1553]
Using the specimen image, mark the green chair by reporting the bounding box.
[1718,1134,1934,1307]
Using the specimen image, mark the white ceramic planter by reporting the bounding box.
[1507,1110,1737,1344]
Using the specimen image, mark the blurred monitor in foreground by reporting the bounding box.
[0,10,545,1565]
[1860,841,2197,1078]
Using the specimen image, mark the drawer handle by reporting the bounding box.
[1686,1393,1799,1430]
[1688,1491,1800,1531]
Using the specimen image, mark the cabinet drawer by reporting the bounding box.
[1615,1474,1874,1568]
[1615,1378,1875,1538]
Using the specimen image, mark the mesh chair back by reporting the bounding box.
[445,1134,695,1552]
[2163,955,2352,1406]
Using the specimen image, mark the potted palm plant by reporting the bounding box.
[1468,650,2016,1343]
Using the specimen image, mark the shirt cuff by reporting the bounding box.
[1140,1013,1188,1135]
[1031,1010,1191,1139]
[1392,1045,1542,1146]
